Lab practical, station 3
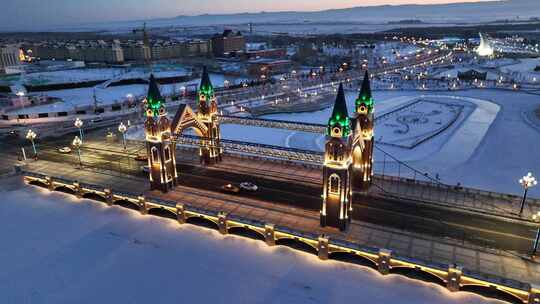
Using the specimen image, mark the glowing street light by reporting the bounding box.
[519,172,538,215]
[118,122,127,150]
[532,212,540,256]
[74,118,84,142]
[26,129,37,158]
[72,135,82,167]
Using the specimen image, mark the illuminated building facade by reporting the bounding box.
[321,83,353,231]
[476,32,494,57]
[144,74,178,192]
[352,71,374,192]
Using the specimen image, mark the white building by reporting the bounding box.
[476,33,494,57]
[0,45,21,72]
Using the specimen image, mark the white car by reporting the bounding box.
[141,165,150,173]
[240,182,258,191]
[58,147,72,154]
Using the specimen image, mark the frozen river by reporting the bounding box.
[0,182,504,304]
[126,89,540,197]
[224,89,540,198]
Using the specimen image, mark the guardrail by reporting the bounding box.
[21,170,540,303]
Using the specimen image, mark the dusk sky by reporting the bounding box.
[2,0,495,31]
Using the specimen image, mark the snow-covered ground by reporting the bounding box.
[0,183,503,304]
[8,73,244,115]
[499,58,540,83]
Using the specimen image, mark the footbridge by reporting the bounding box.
[218,115,327,133]
[175,134,324,163]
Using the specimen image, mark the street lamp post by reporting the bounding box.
[74,118,84,143]
[519,172,538,216]
[531,212,540,257]
[118,122,127,150]
[26,129,37,158]
[72,136,82,168]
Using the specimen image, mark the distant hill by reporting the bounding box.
[172,0,540,25]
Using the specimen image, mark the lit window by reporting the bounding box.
[164,147,171,161]
[151,147,159,163]
[329,174,340,194]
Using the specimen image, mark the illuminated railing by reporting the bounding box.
[218,115,327,133]
[175,134,324,163]
[21,171,537,303]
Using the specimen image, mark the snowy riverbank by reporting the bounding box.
[0,182,503,304]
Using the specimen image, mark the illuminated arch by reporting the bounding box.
[328,251,378,270]
[185,215,219,230]
[329,174,341,195]
[459,285,524,304]
[81,192,107,202]
[113,199,140,210]
[147,207,177,219]
[227,226,266,241]
[53,185,76,195]
[389,266,446,287]
[275,237,318,255]
[28,180,49,188]
[150,146,160,163]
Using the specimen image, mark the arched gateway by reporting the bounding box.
[145,67,375,232]
[144,67,222,192]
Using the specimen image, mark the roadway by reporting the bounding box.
[20,132,539,255]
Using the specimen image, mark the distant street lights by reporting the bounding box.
[72,136,82,168]
[531,211,540,257]
[118,122,127,150]
[74,118,84,143]
[519,172,538,216]
[26,129,37,158]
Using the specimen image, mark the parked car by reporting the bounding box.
[58,147,72,154]
[221,183,240,194]
[240,182,258,191]
[134,154,148,161]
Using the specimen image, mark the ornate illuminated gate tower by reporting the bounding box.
[197,67,222,164]
[321,84,353,231]
[144,74,178,192]
[351,71,374,193]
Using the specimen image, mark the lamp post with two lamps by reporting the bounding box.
[519,172,538,216]
[26,129,37,158]
[74,118,84,143]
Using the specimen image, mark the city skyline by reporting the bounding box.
[3,0,496,31]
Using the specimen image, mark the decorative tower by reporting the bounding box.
[352,71,375,193]
[197,66,222,164]
[144,74,178,192]
[321,83,353,231]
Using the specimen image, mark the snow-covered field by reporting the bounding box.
[499,58,540,82]
[0,183,503,304]
[9,73,243,115]
[375,98,467,149]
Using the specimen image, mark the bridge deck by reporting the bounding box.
[69,136,539,220]
[22,158,540,286]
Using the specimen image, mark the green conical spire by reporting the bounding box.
[328,83,351,137]
[146,74,164,115]
[199,66,214,98]
[356,70,374,113]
